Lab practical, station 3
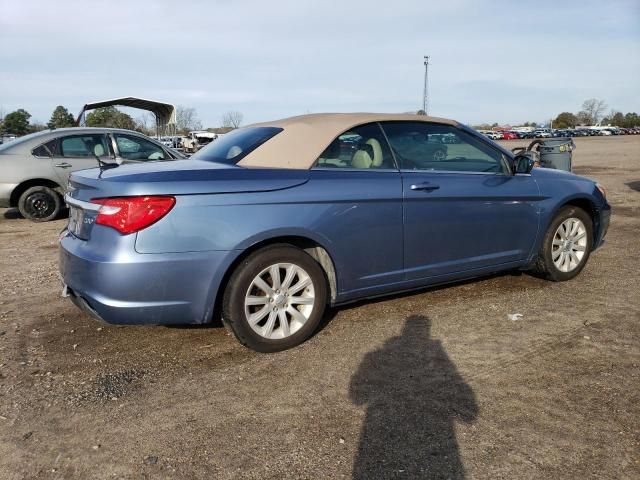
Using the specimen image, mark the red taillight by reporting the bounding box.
[92,196,176,235]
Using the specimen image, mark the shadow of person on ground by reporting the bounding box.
[350,315,478,479]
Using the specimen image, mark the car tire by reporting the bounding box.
[222,245,328,352]
[17,186,62,222]
[533,205,593,281]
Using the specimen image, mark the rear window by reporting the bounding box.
[0,130,51,153]
[32,139,59,157]
[191,127,283,164]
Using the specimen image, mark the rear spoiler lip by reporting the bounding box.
[64,194,101,212]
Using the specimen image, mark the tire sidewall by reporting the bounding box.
[18,186,61,222]
[541,206,593,281]
[223,245,328,353]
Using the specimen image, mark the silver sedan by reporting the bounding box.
[0,127,183,221]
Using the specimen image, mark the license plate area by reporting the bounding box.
[68,206,85,237]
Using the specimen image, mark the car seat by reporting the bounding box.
[351,138,383,168]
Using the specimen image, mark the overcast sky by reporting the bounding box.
[1,0,639,127]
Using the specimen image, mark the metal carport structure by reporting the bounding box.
[76,97,177,137]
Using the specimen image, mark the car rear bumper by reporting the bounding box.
[59,230,235,325]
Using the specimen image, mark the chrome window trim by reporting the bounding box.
[64,194,101,211]
[399,169,511,176]
[311,167,400,173]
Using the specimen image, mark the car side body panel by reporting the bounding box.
[401,170,542,279]
[134,169,405,294]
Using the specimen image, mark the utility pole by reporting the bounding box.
[422,55,430,115]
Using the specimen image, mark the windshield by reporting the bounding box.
[191,127,283,164]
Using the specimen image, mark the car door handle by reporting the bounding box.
[410,182,440,191]
[54,162,73,168]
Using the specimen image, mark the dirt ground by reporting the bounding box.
[0,136,638,479]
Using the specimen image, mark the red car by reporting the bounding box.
[501,131,518,140]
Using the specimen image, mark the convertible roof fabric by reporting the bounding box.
[238,113,458,169]
[76,97,177,135]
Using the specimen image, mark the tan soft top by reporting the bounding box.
[237,112,459,169]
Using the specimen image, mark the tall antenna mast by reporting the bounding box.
[422,55,430,114]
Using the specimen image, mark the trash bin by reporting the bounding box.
[512,138,575,172]
[536,138,575,172]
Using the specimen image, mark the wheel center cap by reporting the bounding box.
[274,294,286,306]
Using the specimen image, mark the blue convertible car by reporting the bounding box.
[59,113,610,352]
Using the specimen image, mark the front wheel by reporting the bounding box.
[533,206,593,281]
[17,186,62,222]
[222,245,328,352]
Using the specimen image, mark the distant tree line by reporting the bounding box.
[553,99,639,129]
[1,104,244,137]
[471,98,638,131]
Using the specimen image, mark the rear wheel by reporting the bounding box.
[222,245,328,352]
[17,186,62,222]
[533,206,593,281]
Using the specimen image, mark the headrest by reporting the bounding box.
[93,144,105,157]
[351,144,375,168]
[365,138,383,167]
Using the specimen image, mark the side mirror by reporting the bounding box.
[512,152,536,174]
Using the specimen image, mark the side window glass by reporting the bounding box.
[314,123,395,170]
[380,122,508,174]
[32,139,59,157]
[115,134,166,161]
[60,135,110,158]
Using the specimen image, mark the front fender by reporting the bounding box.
[528,189,605,263]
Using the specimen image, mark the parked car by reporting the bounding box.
[59,113,610,352]
[515,131,536,139]
[534,130,552,138]
[0,128,185,221]
[501,131,518,140]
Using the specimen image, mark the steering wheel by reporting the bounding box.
[395,152,419,170]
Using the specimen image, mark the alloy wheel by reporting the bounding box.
[552,217,588,273]
[244,263,316,339]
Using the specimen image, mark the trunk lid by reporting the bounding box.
[64,159,309,240]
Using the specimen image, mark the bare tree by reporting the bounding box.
[135,112,156,135]
[30,119,47,133]
[221,111,243,129]
[176,105,202,134]
[581,98,608,125]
